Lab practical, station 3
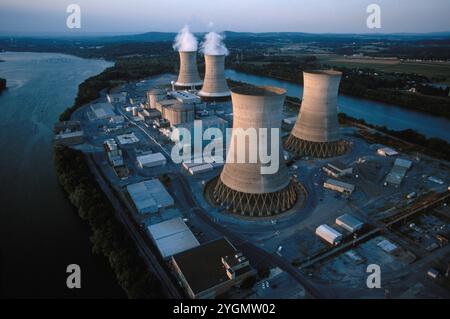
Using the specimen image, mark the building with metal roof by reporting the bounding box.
[126,179,174,214]
[147,217,200,259]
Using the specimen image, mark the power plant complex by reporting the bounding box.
[142,30,351,219]
[285,70,349,158]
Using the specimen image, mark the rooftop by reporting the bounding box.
[172,238,237,295]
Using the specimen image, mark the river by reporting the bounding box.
[0,52,125,298]
[225,69,450,142]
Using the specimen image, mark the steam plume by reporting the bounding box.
[173,25,198,52]
[200,32,229,56]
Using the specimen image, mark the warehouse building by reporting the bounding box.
[171,238,254,299]
[377,147,398,157]
[315,224,343,246]
[147,217,200,259]
[104,139,123,167]
[116,133,139,146]
[385,158,413,186]
[323,160,353,178]
[126,179,174,214]
[136,152,166,169]
[336,214,364,233]
[323,178,355,195]
[90,103,116,120]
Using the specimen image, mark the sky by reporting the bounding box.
[0,0,449,35]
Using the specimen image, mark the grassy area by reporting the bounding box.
[319,54,450,84]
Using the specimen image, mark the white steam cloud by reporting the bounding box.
[173,25,198,52]
[200,32,229,56]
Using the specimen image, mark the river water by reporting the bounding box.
[225,69,450,142]
[0,52,125,298]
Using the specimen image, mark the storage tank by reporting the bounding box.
[213,86,297,217]
[198,54,231,101]
[175,51,203,89]
[284,70,349,158]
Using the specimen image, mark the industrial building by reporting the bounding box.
[163,102,195,126]
[53,121,84,145]
[315,224,343,246]
[323,178,355,195]
[198,54,231,100]
[171,238,254,299]
[323,160,353,178]
[147,88,167,109]
[116,133,139,146]
[385,158,413,186]
[377,147,398,157]
[126,179,174,214]
[171,116,228,147]
[175,51,203,89]
[136,152,166,169]
[336,214,364,233]
[147,217,200,259]
[285,70,349,158]
[107,92,127,104]
[104,138,123,167]
[90,103,116,120]
[213,86,298,217]
[169,90,201,104]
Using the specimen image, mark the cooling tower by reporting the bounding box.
[284,70,349,158]
[175,51,203,89]
[198,55,231,100]
[213,86,297,217]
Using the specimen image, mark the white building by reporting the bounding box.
[336,214,364,233]
[136,152,166,169]
[377,147,398,157]
[127,179,174,214]
[315,225,343,246]
[147,217,200,259]
[107,92,128,104]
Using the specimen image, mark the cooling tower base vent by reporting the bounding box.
[284,135,350,158]
[213,179,298,217]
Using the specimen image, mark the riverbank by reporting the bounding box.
[54,145,164,298]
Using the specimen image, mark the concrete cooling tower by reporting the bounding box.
[198,55,231,100]
[213,86,297,217]
[175,51,203,89]
[284,70,349,158]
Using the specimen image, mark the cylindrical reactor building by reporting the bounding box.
[213,86,297,217]
[147,88,166,109]
[164,102,195,126]
[198,55,231,101]
[175,51,203,89]
[284,70,348,158]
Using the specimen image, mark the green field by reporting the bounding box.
[318,54,450,84]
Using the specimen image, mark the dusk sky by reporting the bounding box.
[1,0,449,35]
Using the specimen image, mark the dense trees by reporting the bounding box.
[54,146,164,298]
[0,78,6,93]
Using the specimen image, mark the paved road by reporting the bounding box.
[85,154,182,299]
[170,172,326,299]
